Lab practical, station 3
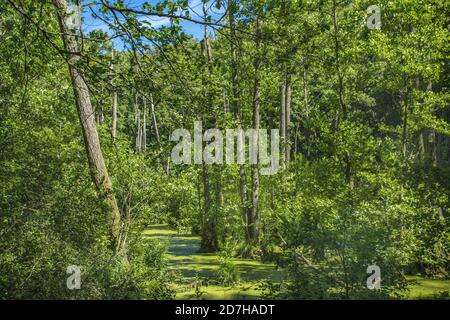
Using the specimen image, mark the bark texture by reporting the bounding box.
[52,0,121,251]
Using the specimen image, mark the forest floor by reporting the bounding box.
[144,225,450,300]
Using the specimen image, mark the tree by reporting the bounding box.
[52,0,121,251]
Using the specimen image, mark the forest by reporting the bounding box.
[0,0,449,300]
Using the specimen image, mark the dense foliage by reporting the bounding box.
[0,0,448,299]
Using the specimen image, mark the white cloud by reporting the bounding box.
[140,15,172,27]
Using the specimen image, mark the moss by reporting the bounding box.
[145,225,450,300]
[405,276,450,299]
[175,284,262,300]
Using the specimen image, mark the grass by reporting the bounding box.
[144,224,450,300]
[405,276,450,299]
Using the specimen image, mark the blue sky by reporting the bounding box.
[82,0,224,42]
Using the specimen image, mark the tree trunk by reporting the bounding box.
[302,66,310,159]
[200,164,218,251]
[228,0,252,241]
[149,93,167,172]
[280,77,286,168]
[111,50,118,144]
[96,87,105,125]
[285,74,292,164]
[135,96,142,152]
[199,0,218,252]
[248,12,262,243]
[402,88,409,158]
[150,93,161,148]
[332,0,352,189]
[280,73,292,167]
[332,0,346,125]
[134,94,139,123]
[52,0,121,251]
[141,95,147,152]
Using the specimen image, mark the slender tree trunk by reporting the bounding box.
[228,0,251,241]
[228,0,240,118]
[52,0,121,251]
[111,50,118,144]
[194,172,203,235]
[332,0,346,125]
[96,87,105,125]
[134,94,139,123]
[332,0,352,189]
[199,0,218,252]
[285,74,292,164]
[280,72,292,167]
[402,88,409,158]
[149,94,168,172]
[141,96,147,152]
[419,129,426,160]
[302,66,310,158]
[441,108,450,166]
[428,83,440,166]
[303,67,309,115]
[416,78,427,160]
[200,164,218,251]
[280,77,286,169]
[248,11,262,243]
[135,96,142,152]
[150,93,161,148]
